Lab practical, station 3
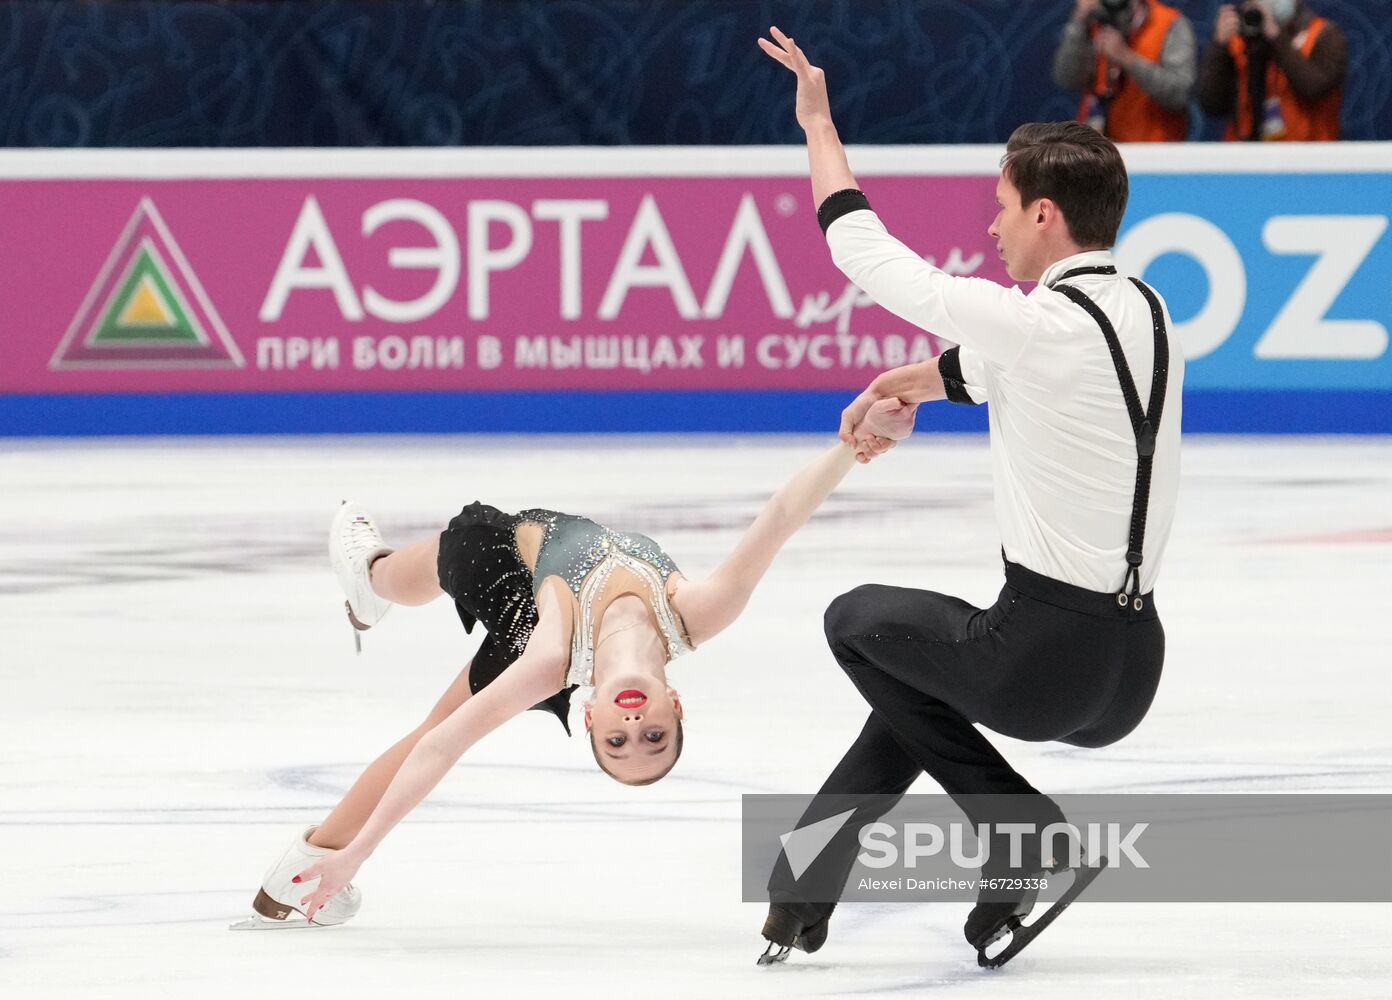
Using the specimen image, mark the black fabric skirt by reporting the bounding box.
[436,501,575,734]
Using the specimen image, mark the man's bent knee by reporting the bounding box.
[824,584,889,647]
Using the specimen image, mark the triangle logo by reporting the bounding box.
[115,270,179,331]
[51,198,244,370]
[779,808,858,881]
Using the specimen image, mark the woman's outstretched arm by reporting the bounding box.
[676,398,918,646]
[294,629,567,920]
[674,435,881,648]
[674,442,854,646]
[309,657,479,849]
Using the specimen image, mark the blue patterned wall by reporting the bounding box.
[2,0,1389,146]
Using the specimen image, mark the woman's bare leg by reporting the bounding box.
[369,536,445,606]
[309,659,474,849]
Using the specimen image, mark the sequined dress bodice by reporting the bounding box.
[519,508,694,688]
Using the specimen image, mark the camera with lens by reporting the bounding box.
[1091,0,1135,30]
[1237,2,1266,38]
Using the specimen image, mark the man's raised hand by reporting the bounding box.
[757,26,833,131]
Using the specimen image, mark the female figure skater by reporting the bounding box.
[235,409,911,930]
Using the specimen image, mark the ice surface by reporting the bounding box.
[2,434,1389,998]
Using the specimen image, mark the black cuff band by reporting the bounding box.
[938,347,978,406]
[816,188,871,234]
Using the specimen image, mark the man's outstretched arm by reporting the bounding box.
[759,27,1039,370]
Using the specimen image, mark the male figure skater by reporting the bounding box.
[757,26,1183,967]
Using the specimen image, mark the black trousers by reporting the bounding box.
[769,560,1164,908]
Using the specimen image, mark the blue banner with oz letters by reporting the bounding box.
[1118,162,1391,431]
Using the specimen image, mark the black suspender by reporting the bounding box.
[1054,265,1118,281]
[1051,270,1170,613]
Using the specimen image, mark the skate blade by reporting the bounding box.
[976,914,1022,952]
[345,602,372,632]
[229,887,322,931]
[757,943,791,966]
[346,602,369,654]
[229,914,319,931]
[978,858,1107,970]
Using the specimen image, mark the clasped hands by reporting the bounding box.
[842,393,917,464]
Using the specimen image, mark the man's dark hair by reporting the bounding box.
[1002,122,1130,249]
[590,720,684,786]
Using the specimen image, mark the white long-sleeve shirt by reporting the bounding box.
[827,209,1183,595]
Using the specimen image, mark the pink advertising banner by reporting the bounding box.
[1,163,1005,394]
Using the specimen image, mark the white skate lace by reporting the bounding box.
[346,517,382,561]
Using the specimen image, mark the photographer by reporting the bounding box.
[1053,0,1197,142]
[1198,0,1346,140]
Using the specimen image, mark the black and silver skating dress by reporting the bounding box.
[436,502,694,734]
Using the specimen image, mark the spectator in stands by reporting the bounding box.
[1198,1,1346,140]
[1053,0,1197,142]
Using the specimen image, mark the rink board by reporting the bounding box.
[2,145,1389,434]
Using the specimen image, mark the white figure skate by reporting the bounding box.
[329,500,393,651]
[229,826,362,930]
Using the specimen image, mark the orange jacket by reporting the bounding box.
[1225,17,1341,141]
[1079,1,1188,142]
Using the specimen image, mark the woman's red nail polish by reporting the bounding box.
[292,876,302,883]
